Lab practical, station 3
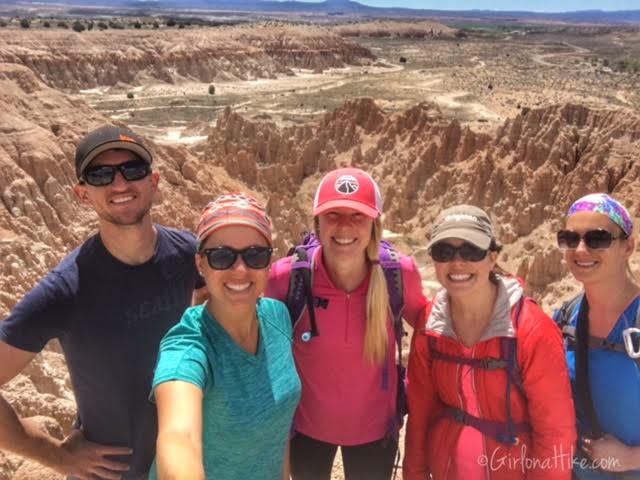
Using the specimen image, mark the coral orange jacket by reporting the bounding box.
[404,280,576,480]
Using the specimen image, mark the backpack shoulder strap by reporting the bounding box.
[552,293,582,338]
[379,243,404,323]
[506,296,527,395]
[575,296,604,438]
[286,244,319,339]
[498,295,529,445]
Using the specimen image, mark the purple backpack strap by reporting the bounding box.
[427,296,529,446]
[500,295,526,444]
[286,233,321,341]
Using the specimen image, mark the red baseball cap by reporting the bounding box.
[313,168,383,218]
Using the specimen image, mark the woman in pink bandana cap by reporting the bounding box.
[553,193,640,479]
[151,193,301,480]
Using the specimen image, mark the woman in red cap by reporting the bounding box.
[151,193,301,480]
[265,168,428,479]
[404,204,576,480]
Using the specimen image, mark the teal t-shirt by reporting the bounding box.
[149,298,301,480]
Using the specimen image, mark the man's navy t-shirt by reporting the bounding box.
[0,225,201,478]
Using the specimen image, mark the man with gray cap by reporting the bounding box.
[0,125,202,479]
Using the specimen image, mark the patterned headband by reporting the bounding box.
[567,193,633,236]
[196,192,272,249]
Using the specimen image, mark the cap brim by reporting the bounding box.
[78,141,152,178]
[313,199,380,218]
[428,228,492,250]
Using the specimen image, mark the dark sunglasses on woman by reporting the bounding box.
[81,159,151,187]
[429,242,489,263]
[200,245,273,270]
[556,229,628,250]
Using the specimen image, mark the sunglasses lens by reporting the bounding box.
[242,246,273,269]
[459,244,488,262]
[430,243,455,262]
[430,242,488,262]
[83,166,115,186]
[584,229,614,249]
[120,161,151,181]
[557,230,580,249]
[557,229,617,250]
[206,247,237,270]
[82,160,150,186]
[202,246,272,270]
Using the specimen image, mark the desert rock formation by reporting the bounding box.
[0,25,374,90]
[205,98,640,303]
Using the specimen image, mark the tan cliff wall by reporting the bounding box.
[0,26,374,90]
[204,98,640,302]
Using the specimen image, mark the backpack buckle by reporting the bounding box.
[451,409,468,425]
[482,358,506,369]
[623,328,640,359]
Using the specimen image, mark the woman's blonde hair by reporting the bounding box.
[364,218,390,365]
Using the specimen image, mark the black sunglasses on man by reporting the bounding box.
[81,159,151,187]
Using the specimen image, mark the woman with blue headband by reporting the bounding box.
[554,193,640,478]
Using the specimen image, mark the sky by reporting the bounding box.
[320,0,640,12]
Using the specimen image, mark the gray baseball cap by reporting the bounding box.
[75,124,152,179]
[428,205,496,250]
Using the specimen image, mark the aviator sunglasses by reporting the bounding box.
[81,159,151,187]
[200,245,273,270]
[429,241,489,263]
[556,228,628,250]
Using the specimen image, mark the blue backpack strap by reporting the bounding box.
[554,294,640,362]
[552,293,583,346]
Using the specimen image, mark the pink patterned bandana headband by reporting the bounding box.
[196,192,273,250]
[567,193,633,236]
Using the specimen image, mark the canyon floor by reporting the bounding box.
[78,27,640,142]
[0,18,639,479]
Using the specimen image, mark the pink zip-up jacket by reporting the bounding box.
[265,246,428,445]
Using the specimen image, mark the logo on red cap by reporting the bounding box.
[335,175,359,195]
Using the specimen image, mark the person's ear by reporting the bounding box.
[73,184,90,204]
[622,235,636,259]
[195,252,206,277]
[150,171,160,190]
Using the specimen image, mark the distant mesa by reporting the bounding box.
[4,0,640,23]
